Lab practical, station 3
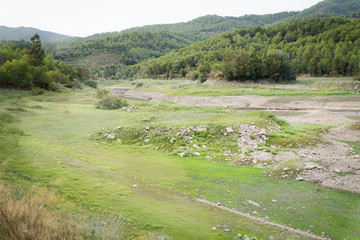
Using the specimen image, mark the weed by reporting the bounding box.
[0,112,14,123]
[96,88,110,99]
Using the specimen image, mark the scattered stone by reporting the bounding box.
[224,229,231,232]
[194,152,201,156]
[253,211,258,214]
[272,200,277,203]
[202,145,208,148]
[302,162,321,170]
[269,237,274,240]
[296,176,304,181]
[193,144,200,149]
[226,127,234,133]
[237,233,242,238]
[179,152,185,157]
[144,139,150,143]
[216,202,221,206]
[247,200,260,207]
[132,184,138,188]
[212,227,216,231]
[334,168,341,173]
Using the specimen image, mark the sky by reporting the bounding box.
[1,0,323,37]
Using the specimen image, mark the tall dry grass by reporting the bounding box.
[0,183,84,240]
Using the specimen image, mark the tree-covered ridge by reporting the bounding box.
[46,31,198,67]
[126,16,360,81]
[121,12,298,39]
[291,0,360,19]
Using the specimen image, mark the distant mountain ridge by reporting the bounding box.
[0,26,71,42]
[120,0,360,37]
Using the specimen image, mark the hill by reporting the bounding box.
[0,26,71,42]
[121,0,360,37]
[45,31,198,78]
[128,16,360,81]
[45,0,360,79]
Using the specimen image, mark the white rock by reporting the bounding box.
[144,139,150,143]
[226,127,234,133]
[272,200,277,203]
[212,227,216,231]
[179,152,185,157]
[202,145,208,148]
[193,144,200,149]
[247,200,260,207]
[237,233,242,238]
[133,184,138,188]
[224,229,231,232]
[194,152,201,156]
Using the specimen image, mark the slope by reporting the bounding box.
[0,26,71,42]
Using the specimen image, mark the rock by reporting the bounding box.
[179,152,185,157]
[226,127,234,133]
[303,162,320,170]
[237,233,242,238]
[334,168,341,173]
[272,200,277,203]
[202,145,208,148]
[217,202,221,206]
[194,152,201,156]
[212,227,216,231]
[296,176,304,181]
[269,237,274,240]
[224,229,231,232]
[132,184,138,188]
[247,200,260,207]
[170,138,175,143]
[251,238,258,240]
[144,139,150,143]
[253,211,257,214]
[193,144,200,149]
[145,126,150,130]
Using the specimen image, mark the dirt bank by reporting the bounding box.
[110,88,360,111]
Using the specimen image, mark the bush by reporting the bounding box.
[199,73,207,84]
[96,96,128,110]
[84,80,97,88]
[72,78,83,89]
[31,87,45,95]
[135,82,143,88]
[63,83,73,88]
[96,88,110,99]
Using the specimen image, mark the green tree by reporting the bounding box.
[26,34,45,67]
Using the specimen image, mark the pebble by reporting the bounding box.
[272,200,277,203]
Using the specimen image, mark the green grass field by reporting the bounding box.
[1,88,359,239]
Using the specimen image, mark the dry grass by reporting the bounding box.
[0,182,131,240]
[0,183,83,240]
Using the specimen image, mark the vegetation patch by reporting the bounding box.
[96,95,129,110]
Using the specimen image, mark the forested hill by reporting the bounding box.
[291,0,360,19]
[44,31,198,78]
[120,0,360,38]
[126,16,360,81]
[0,26,71,42]
[121,12,298,39]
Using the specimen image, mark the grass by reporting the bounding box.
[343,141,360,155]
[0,88,359,239]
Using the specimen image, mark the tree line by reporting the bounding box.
[0,34,91,90]
[121,16,360,81]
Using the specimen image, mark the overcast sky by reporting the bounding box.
[1,0,323,37]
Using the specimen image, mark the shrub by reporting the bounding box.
[63,83,73,88]
[72,78,83,89]
[5,127,25,135]
[31,87,45,95]
[96,88,110,99]
[96,96,128,110]
[199,73,207,84]
[84,80,97,88]
[135,82,143,88]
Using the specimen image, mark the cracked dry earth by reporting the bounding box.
[281,110,360,194]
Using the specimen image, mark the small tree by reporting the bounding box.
[26,34,45,67]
